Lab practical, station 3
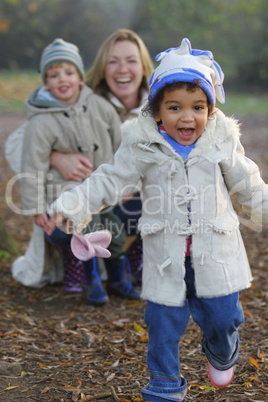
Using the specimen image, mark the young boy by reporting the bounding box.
[46,38,268,401]
[20,38,139,305]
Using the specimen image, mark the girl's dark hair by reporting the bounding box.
[143,81,212,116]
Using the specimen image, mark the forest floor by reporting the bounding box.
[0,113,267,401]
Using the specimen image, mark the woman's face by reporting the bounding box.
[105,40,145,109]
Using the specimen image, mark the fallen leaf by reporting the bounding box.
[248,356,260,369]
[63,386,79,390]
[133,322,146,333]
[5,386,19,391]
[243,381,253,388]
[199,385,215,390]
[249,376,260,382]
[41,387,51,394]
[106,372,115,382]
[80,328,95,347]
[111,359,119,367]
[141,333,148,343]
[37,362,59,369]
[109,336,124,344]
[37,362,47,368]
[122,347,137,357]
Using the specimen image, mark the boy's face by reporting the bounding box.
[45,62,83,105]
[154,87,209,146]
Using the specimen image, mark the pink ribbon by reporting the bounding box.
[70,230,112,261]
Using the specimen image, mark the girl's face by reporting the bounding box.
[45,63,83,105]
[155,87,209,146]
[105,40,145,109]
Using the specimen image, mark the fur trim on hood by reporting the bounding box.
[121,106,241,157]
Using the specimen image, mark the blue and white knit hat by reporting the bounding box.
[149,38,225,107]
[39,38,84,83]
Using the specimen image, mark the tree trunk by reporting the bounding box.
[0,216,21,256]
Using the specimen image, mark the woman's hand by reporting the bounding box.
[34,213,50,231]
[50,151,93,181]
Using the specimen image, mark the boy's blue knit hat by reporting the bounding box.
[149,38,225,107]
[39,38,84,83]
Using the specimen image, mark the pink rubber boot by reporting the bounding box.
[208,362,234,388]
[61,245,86,292]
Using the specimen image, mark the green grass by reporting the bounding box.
[0,69,41,114]
[219,93,268,117]
[0,98,28,113]
[0,70,268,116]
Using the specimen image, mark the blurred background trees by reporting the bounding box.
[0,0,267,92]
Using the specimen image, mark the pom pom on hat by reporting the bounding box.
[39,38,84,83]
[149,38,225,107]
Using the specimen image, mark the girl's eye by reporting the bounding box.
[170,106,179,111]
[194,105,203,111]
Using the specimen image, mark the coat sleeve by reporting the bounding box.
[49,134,141,232]
[21,117,54,215]
[220,136,268,224]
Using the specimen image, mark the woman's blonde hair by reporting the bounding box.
[86,29,154,101]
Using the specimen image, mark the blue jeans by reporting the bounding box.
[142,257,244,399]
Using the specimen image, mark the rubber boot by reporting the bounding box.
[127,235,143,286]
[208,362,234,388]
[61,245,86,292]
[106,255,140,300]
[84,258,108,306]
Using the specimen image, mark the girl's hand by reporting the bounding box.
[47,190,92,235]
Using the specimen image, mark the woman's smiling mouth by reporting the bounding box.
[116,78,131,84]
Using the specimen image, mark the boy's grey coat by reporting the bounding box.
[21,85,122,214]
[10,85,122,288]
[52,108,268,306]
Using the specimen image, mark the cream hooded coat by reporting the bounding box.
[51,107,268,305]
[8,85,122,287]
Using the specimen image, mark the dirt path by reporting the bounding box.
[0,113,267,401]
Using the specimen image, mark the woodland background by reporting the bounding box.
[0,0,268,92]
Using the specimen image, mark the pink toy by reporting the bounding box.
[71,230,112,261]
[208,362,234,388]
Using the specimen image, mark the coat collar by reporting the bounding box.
[122,105,241,157]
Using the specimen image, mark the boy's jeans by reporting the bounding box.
[143,257,244,397]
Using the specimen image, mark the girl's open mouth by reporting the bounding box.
[179,128,194,139]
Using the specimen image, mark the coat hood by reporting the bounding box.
[26,85,94,119]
